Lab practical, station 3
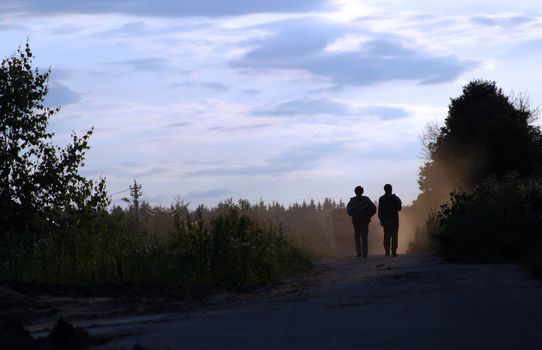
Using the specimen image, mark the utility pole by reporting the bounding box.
[130,179,142,223]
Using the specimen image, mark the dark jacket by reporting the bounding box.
[347,195,376,224]
[378,193,402,227]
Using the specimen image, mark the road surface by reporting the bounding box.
[69,253,542,349]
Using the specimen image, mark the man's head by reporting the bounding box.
[384,184,392,194]
[354,186,364,196]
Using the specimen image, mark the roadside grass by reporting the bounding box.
[0,203,311,293]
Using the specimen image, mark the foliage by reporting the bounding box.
[0,43,323,293]
[0,201,311,291]
[134,198,344,257]
[429,174,542,276]
[406,209,438,253]
[0,43,108,236]
[408,80,542,252]
[415,79,542,212]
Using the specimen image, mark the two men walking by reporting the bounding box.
[346,184,402,258]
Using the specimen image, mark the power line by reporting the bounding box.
[110,188,130,196]
[141,206,158,216]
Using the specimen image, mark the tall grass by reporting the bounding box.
[0,201,311,292]
[132,198,343,257]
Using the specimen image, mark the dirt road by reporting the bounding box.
[59,253,541,349]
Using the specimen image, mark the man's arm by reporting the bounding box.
[378,198,384,225]
[396,196,402,211]
[346,199,354,216]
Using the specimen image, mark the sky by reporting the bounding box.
[1,0,541,207]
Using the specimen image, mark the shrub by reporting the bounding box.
[430,173,542,275]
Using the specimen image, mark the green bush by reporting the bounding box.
[430,174,542,275]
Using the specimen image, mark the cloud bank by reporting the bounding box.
[1,0,332,17]
[234,20,477,86]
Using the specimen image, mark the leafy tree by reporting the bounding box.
[0,43,108,235]
[415,79,542,212]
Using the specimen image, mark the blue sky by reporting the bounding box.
[1,0,541,207]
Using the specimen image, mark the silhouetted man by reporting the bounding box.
[378,184,402,257]
[347,186,376,258]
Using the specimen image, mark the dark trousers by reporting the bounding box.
[353,222,369,257]
[383,224,398,255]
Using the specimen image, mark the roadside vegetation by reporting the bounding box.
[408,80,542,276]
[431,174,542,276]
[0,44,327,293]
[1,200,314,291]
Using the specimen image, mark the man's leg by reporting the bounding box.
[391,225,399,257]
[360,224,369,258]
[383,226,391,256]
[353,222,362,257]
